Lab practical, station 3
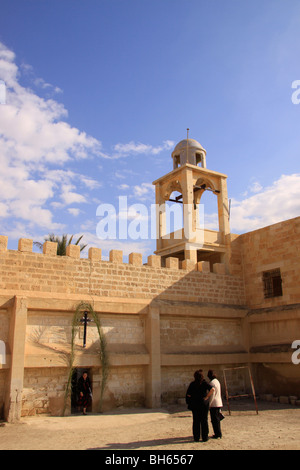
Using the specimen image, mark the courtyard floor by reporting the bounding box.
[0,399,299,451]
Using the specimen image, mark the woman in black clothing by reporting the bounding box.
[186,370,215,442]
[77,372,92,415]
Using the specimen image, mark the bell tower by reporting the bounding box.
[153,133,231,271]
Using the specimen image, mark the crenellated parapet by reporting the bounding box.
[0,235,228,275]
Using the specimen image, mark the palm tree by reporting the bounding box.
[34,234,87,256]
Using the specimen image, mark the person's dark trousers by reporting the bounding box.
[192,410,201,441]
[210,407,222,438]
[192,406,209,441]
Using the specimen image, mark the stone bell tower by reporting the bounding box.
[153,133,231,271]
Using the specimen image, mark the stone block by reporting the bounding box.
[129,252,143,266]
[279,396,289,405]
[213,263,226,274]
[181,259,197,271]
[88,247,102,261]
[43,241,57,256]
[66,244,80,258]
[289,396,298,405]
[177,398,186,405]
[109,250,123,263]
[49,396,65,417]
[0,235,8,252]
[147,255,161,268]
[165,257,179,269]
[197,261,210,273]
[18,238,33,252]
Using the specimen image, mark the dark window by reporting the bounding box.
[174,155,180,168]
[262,269,283,298]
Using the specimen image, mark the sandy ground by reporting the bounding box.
[0,399,299,451]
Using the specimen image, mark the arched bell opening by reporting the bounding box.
[156,181,184,241]
[193,177,220,232]
[165,190,184,235]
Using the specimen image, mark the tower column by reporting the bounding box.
[155,183,165,252]
[182,168,197,263]
[217,176,230,243]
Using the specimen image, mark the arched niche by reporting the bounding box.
[164,180,183,201]
[194,177,220,231]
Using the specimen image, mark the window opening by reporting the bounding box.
[262,268,283,298]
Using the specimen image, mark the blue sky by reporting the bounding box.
[0,0,299,260]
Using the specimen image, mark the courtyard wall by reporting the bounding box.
[0,218,299,421]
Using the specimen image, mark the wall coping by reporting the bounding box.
[0,235,233,277]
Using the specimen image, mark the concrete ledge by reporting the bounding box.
[25,352,150,368]
[161,352,249,366]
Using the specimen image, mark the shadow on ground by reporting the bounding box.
[88,436,194,450]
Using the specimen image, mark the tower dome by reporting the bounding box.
[172,138,207,170]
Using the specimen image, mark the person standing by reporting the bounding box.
[77,371,92,415]
[186,370,215,442]
[207,369,223,439]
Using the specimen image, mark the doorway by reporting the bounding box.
[71,368,92,414]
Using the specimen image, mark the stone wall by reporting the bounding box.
[233,217,300,308]
[0,237,245,305]
[160,316,243,354]
[233,217,300,399]
[22,367,67,416]
[0,219,299,421]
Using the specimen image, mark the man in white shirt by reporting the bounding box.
[207,369,223,439]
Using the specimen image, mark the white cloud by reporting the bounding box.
[230,174,300,233]
[21,62,63,94]
[102,139,175,160]
[0,202,8,217]
[250,181,263,193]
[80,176,101,189]
[133,182,154,199]
[60,184,87,205]
[68,208,81,217]
[0,42,102,233]
[200,174,300,233]
[114,169,138,180]
[114,141,152,154]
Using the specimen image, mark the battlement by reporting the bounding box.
[0,235,227,274]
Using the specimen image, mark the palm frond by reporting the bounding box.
[34,233,88,256]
